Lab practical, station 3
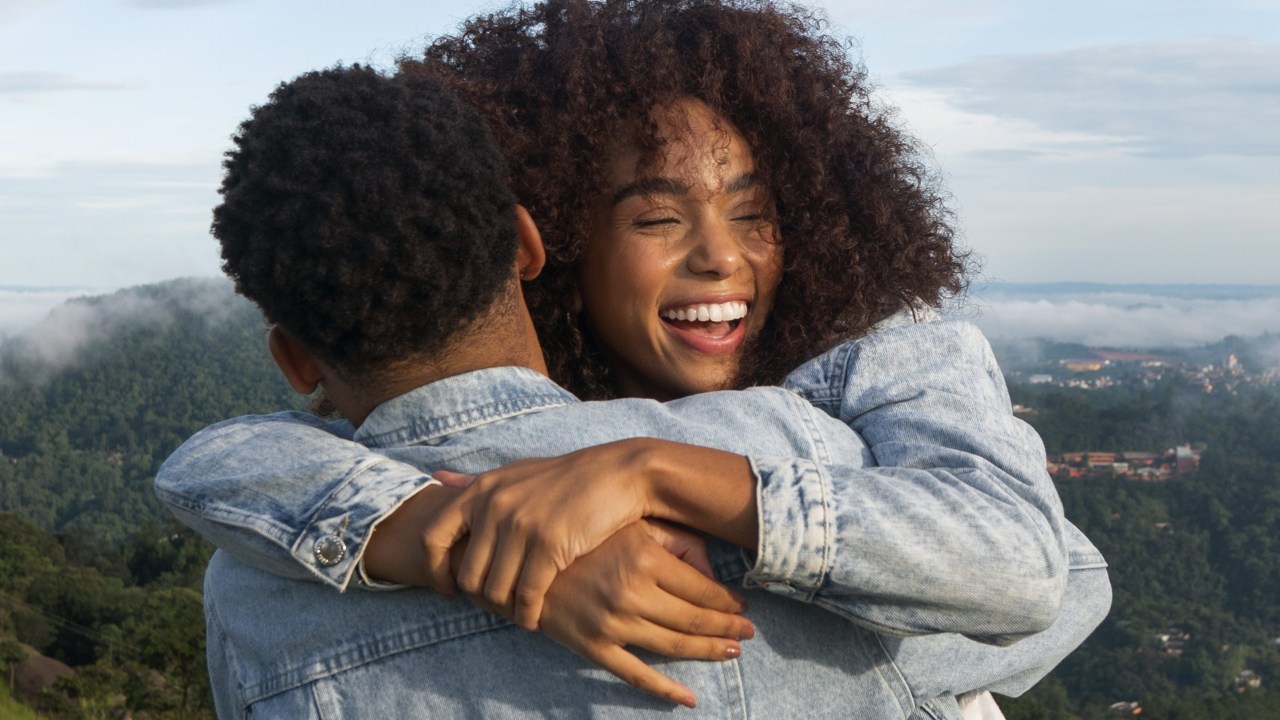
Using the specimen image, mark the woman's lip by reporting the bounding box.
[660,314,748,355]
[659,293,753,313]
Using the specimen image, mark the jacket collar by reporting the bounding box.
[354,367,577,449]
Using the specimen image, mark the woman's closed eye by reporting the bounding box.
[632,216,681,229]
[731,209,775,236]
[729,195,771,225]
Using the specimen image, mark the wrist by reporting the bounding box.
[362,481,454,586]
[637,439,757,549]
[636,438,681,522]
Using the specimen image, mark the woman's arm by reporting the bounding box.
[415,438,759,629]
[157,414,757,707]
[153,411,438,590]
[157,315,1071,640]
[769,314,1071,642]
[420,316,1072,642]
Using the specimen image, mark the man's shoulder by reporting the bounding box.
[564,387,807,423]
[523,387,837,459]
[665,386,809,416]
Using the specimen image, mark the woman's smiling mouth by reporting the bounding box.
[660,300,748,324]
[659,300,749,353]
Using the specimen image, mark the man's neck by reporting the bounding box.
[326,318,548,428]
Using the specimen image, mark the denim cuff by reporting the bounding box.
[287,459,439,591]
[743,455,832,600]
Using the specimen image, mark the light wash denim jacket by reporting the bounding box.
[161,317,1110,717]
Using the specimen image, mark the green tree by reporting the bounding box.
[1,638,25,694]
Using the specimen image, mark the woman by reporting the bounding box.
[157,0,1102,713]
[423,0,963,401]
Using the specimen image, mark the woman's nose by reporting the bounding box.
[685,220,745,278]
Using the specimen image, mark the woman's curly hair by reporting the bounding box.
[402,0,968,399]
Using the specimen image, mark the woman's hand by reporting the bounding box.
[419,438,756,631]
[365,477,754,707]
[535,520,754,708]
[420,440,655,628]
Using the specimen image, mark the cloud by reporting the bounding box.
[0,0,47,24]
[904,37,1280,158]
[0,287,93,338]
[966,149,1048,162]
[1256,335,1280,369]
[0,278,243,384]
[0,72,138,96]
[0,160,222,288]
[122,0,246,7]
[966,286,1280,348]
[824,0,1001,24]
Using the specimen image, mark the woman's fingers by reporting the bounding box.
[653,550,750,617]
[625,618,745,661]
[582,643,698,709]
[423,445,663,623]
[453,516,498,597]
[475,538,569,630]
[514,548,573,630]
[641,591,755,644]
[420,495,472,596]
[431,469,475,488]
[481,537,543,627]
[633,556,755,642]
[467,512,561,627]
[533,523,762,707]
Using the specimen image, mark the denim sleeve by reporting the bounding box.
[765,314,1074,643]
[154,411,436,590]
[885,525,1110,702]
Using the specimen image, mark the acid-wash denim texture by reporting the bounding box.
[161,317,1110,718]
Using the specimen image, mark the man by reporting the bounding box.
[172,65,1108,719]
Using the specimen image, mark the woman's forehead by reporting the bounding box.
[604,98,759,192]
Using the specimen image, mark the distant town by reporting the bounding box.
[998,340,1275,480]
[1041,444,1200,482]
[995,333,1280,394]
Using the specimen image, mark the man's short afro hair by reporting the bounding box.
[214,64,518,377]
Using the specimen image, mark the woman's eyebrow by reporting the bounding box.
[610,177,689,206]
[725,171,761,193]
[610,171,761,206]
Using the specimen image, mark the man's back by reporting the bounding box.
[205,367,923,718]
[204,363,1110,719]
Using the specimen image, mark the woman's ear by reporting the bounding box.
[267,325,324,395]
[514,204,546,281]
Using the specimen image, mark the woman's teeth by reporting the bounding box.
[661,301,748,323]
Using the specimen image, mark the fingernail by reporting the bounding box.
[740,622,755,640]
[724,645,740,659]
[681,694,697,709]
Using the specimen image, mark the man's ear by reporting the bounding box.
[267,325,324,395]
[514,204,546,281]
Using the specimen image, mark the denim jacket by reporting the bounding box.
[161,317,1110,717]
[199,367,1108,718]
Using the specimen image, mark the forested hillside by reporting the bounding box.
[0,278,297,541]
[0,279,294,718]
[2,281,1279,718]
[1003,380,1280,719]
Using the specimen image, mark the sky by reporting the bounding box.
[2,0,1278,297]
